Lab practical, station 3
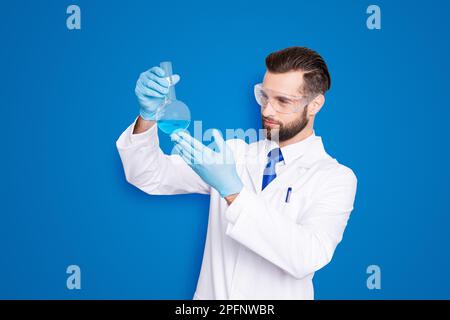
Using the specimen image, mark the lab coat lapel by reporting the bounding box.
[243,141,271,194]
[243,153,265,194]
[261,157,337,195]
[260,137,334,194]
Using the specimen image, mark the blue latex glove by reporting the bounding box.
[171,129,244,198]
[135,66,180,120]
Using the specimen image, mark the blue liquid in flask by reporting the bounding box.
[156,61,191,135]
[158,120,191,134]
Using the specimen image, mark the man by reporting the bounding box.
[116,46,357,300]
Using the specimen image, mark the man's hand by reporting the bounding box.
[135,66,180,121]
[171,129,244,198]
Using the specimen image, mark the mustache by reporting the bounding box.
[262,117,281,125]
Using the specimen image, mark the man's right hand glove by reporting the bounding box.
[135,66,180,121]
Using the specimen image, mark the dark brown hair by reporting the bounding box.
[265,46,331,96]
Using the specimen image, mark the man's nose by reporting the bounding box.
[261,100,277,118]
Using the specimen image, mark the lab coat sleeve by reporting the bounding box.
[224,166,357,280]
[116,119,210,195]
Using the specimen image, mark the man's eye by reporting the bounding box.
[277,97,291,104]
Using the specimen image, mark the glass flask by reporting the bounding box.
[156,61,191,135]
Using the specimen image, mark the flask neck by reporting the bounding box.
[160,61,177,101]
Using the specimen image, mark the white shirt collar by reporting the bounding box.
[265,131,317,165]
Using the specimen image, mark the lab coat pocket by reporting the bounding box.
[281,188,308,223]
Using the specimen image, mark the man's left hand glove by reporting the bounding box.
[171,129,243,198]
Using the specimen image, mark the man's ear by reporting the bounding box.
[307,94,325,117]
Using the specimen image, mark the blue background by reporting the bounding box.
[1,0,449,299]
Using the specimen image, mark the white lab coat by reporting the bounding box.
[116,119,357,300]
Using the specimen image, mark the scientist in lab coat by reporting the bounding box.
[116,46,357,300]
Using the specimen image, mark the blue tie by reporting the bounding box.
[262,148,284,191]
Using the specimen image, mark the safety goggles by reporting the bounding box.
[254,83,311,114]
